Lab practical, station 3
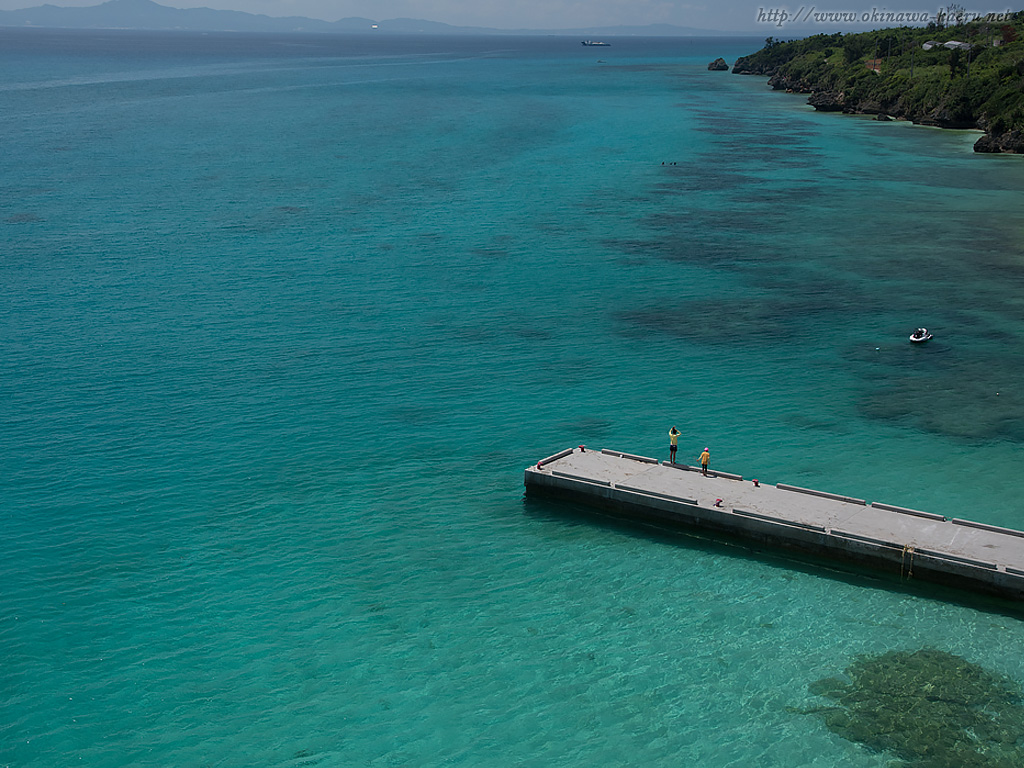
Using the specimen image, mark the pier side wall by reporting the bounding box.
[524,465,1024,602]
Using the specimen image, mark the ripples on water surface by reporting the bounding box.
[3,28,1024,767]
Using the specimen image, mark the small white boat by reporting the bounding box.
[581,40,610,46]
[909,328,933,343]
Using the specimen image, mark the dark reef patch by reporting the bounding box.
[470,247,510,260]
[727,184,825,206]
[857,362,1024,442]
[802,649,1024,768]
[510,326,552,341]
[656,163,765,192]
[5,212,43,223]
[615,293,858,345]
[557,417,613,439]
[601,233,779,269]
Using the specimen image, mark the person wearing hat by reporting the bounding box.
[668,426,680,464]
[699,447,710,476]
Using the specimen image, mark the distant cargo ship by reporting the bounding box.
[581,40,610,46]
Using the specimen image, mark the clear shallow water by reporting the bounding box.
[3,29,1024,768]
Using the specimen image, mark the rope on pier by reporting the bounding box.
[901,545,915,580]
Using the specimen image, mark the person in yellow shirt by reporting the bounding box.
[669,426,680,464]
[699,447,710,476]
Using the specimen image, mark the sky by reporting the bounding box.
[0,0,1006,32]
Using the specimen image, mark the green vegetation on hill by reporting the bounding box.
[732,9,1024,152]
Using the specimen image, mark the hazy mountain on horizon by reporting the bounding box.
[0,0,733,35]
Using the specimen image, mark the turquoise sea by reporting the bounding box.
[4,28,1024,767]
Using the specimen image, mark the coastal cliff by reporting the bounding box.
[732,13,1024,153]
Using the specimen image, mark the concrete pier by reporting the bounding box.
[525,447,1024,602]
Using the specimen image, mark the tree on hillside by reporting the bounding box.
[843,37,868,64]
[950,47,963,76]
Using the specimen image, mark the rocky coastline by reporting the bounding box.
[730,20,1024,154]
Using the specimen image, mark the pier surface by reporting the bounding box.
[525,447,1024,602]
